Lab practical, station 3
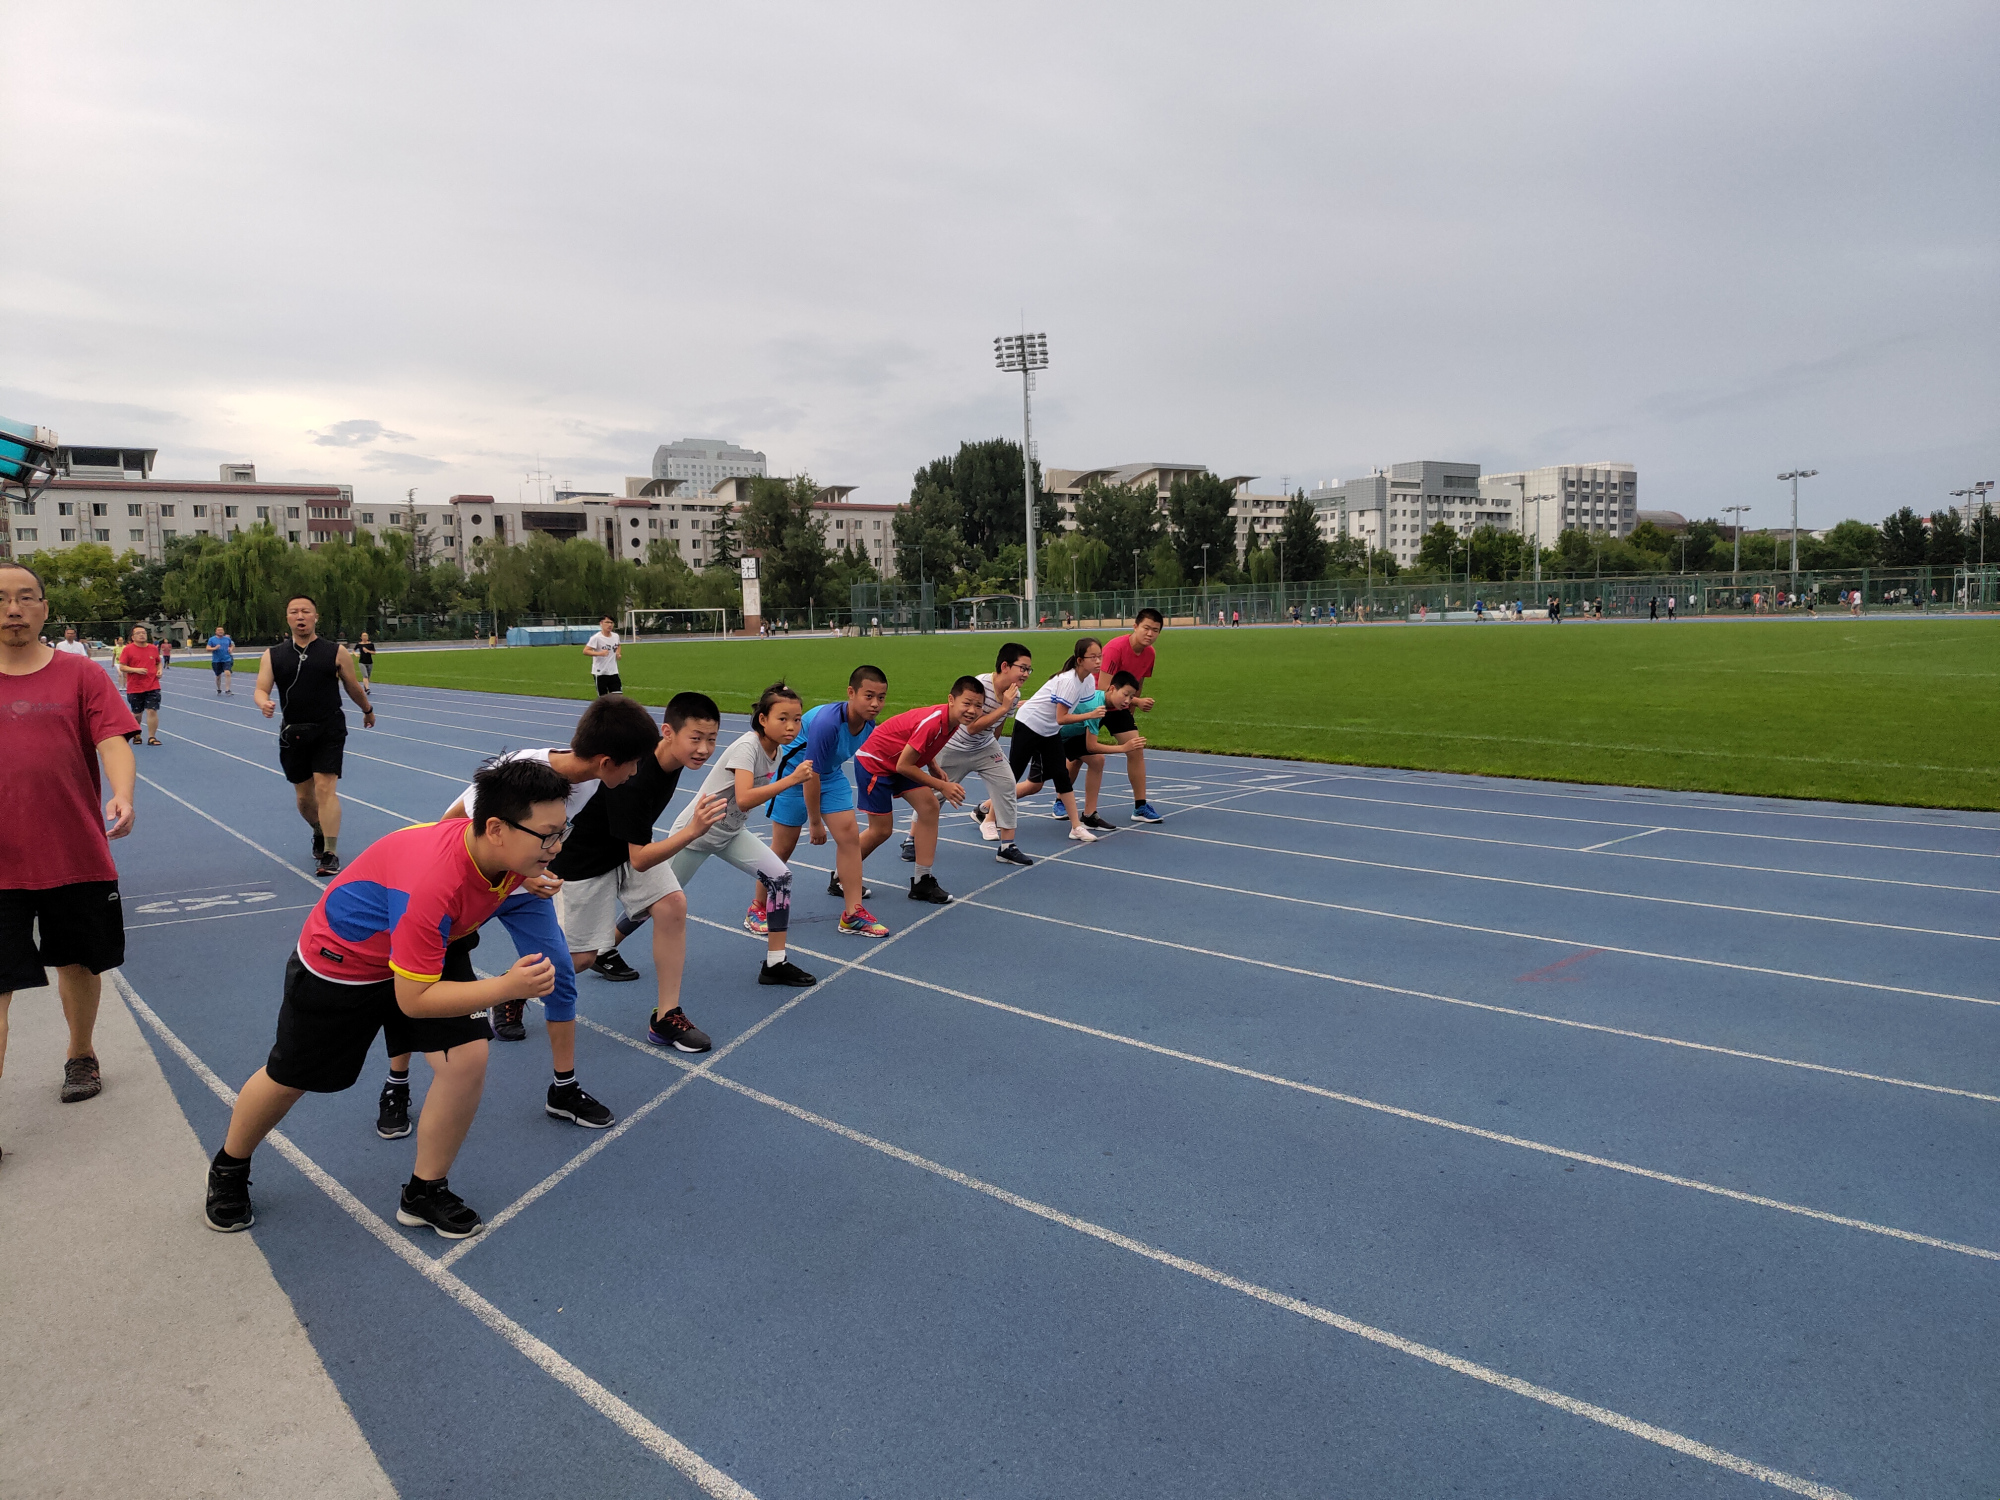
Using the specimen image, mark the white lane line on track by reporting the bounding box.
[134,774,324,889]
[1146,793,2000,895]
[1581,827,1668,852]
[616,1042,1860,1498]
[158,698,483,777]
[1043,858,1999,1008]
[104,972,758,1500]
[1135,825,2000,944]
[157,730,423,825]
[126,903,318,931]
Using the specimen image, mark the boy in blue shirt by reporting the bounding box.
[766,665,894,938]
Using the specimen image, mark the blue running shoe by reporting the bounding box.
[1131,801,1164,823]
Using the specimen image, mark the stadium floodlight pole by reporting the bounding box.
[993,331,1049,616]
[1133,548,1141,595]
[1722,505,1750,582]
[1777,469,1816,597]
[1201,543,1211,612]
[1950,481,1994,610]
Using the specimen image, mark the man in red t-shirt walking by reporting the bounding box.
[854,678,987,905]
[0,562,138,1131]
[1100,608,1165,822]
[115,623,163,746]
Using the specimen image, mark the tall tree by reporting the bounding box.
[1415,523,1461,575]
[162,524,311,638]
[1926,508,1967,566]
[38,542,131,622]
[1072,481,1161,582]
[737,475,835,611]
[949,438,1052,559]
[1164,473,1236,580]
[1809,519,1882,569]
[891,457,966,583]
[1275,495,1329,581]
[1880,507,1928,567]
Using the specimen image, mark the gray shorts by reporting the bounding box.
[555,860,683,954]
[937,741,1018,830]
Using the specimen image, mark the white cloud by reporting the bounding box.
[310,419,414,447]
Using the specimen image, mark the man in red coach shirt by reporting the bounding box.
[0,562,138,1128]
[855,677,986,905]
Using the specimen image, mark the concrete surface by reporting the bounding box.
[0,977,398,1500]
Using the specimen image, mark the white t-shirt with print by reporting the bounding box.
[456,747,601,828]
[946,671,1015,755]
[1013,668,1093,738]
[671,731,772,853]
[586,631,620,676]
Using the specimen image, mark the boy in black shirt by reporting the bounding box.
[566,693,728,1052]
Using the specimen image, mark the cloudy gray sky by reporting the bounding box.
[6,1,1994,530]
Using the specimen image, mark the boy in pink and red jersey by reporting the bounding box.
[1100,608,1164,822]
[854,678,987,905]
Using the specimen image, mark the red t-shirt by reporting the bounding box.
[296,818,524,984]
[116,643,161,694]
[1101,633,1156,688]
[855,704,955,777]
[0,652,139,889]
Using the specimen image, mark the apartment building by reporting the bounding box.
[1311,461,1499,568]
[705,477,902,576]
[652,438,767,494]
[5,451,352,563]
[1480,462,1638,547]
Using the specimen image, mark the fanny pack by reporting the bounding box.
[280,719,336,750]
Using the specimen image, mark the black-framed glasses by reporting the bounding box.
[502,817,570,852]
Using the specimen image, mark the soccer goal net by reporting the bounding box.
[627,607,730,641]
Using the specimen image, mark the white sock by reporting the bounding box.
[764,946,786,967]
[916,864,932,879]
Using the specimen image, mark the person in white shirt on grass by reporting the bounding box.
[584,615,623,696]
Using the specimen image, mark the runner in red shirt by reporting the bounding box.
[1099,608,1164,822]
[854,679,987,905]
[204,756,572,1239]
[0,561,138,1122]
[115,624,163,746]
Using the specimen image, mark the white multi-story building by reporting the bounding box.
[652,438,767,495]
[5,451,353,563]
[1481,462,1638,548]
[1311,461,1500,568]
[404,478,716,568]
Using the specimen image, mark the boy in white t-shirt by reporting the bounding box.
[584,616,623,696]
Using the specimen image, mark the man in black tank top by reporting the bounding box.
[255,594,375,877]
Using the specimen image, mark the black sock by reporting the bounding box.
[552,1068,575,1087]
[407,1173,443,1192]
[386,1067,410,1088]
[212,1146,250,1170]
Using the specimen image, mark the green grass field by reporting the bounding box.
[367,619,2000,810]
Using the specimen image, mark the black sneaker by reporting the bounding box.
[546,1081,614,1129]
[376,1084,412,1139]
[900,835,916,862]
[491,998,527,1041]
[396,1177,483,1239]
[60,1055,102,1103]
[315,849,341,878]
[647,1006,713,1053]
[826,874,874,900]
[1081,813,1118,832]
[590,948,640,982]
[995,844,1034,866]
[908,873,952,904]
[757,959,818,987]
[205,1161,254,1232]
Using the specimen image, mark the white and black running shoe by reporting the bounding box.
[396,1177,483,1239]
[908,873,952,904]
[826,874,874,900]
[590,949,640,982]
[545,1081,614,1129]
[375,1084,412,1139]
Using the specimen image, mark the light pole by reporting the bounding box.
[1950,481,1994,611]
[1132,548,1141,597]
[1777,469,1817,599]
[1722,505,1750,585]
[1201,543,1210,614]
[993,332,1048,616]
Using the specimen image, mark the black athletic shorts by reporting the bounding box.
[594,674,622,697]
[278,719,346,784]
[0,883,126,992]
[1007,724,1074,796]
[211,660,231,676]
[126,689,161,714]
[1102,707,1138,736]
[265,934,491,1093]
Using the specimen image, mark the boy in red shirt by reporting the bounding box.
[1100,608,1164,822]
[0,563,138,1126]
[855,677,987,905]
[204,757,573,1239]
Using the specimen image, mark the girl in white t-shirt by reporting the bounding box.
[667,681,818,986]
[1008,637,1102,844]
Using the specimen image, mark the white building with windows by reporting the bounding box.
[4,451,353,563]
[1310,461,1502,568]
[705,477,903,576]
[1480,462,1638,548]
[652,438,767,495]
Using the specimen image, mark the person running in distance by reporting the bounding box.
[949,642,1051,857]
[1101,608,1165,822]
[1009,639,1103,845]
[159,635,174,678]
[0,562,139,1136]
[54,626,90,660]
[585,616,623,696]
[207,623,235,693]
[204,757,573,1238]
[116,625,162,746]
[376,694,663,1138]
[256,595,375,877]
[854,678,990,904]
[356,631,376,687]
[1060,671,1145,827]
[570,694,729,1051]
[764,666,898,938]
[665,682,819,986]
